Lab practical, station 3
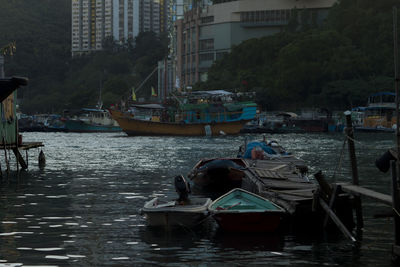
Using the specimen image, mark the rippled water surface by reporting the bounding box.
[0,132,397,266]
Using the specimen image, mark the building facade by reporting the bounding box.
[174,0,337,88]
[72,0,163,56]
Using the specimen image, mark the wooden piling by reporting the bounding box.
[345,111,364,229]
[12,148,28,170]
[314,171,332,201]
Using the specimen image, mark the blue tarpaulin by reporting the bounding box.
[242,142,277,159]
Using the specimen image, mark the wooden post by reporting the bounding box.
[25,150,28,168]
[391,160,400,261]
[314,171,332,201]
[12,148,28,170]
[393,7,400,262]
[344,111,364,229]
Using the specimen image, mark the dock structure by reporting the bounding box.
[239,111,400,262]
[0,76,44,173]
[242,156,317,215]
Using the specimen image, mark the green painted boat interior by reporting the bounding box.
[211,189,282,212]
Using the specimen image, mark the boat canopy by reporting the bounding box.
[242,142,277,159]
[190,90,234,96]
[81,108,106,112]
[130,104,165,109]
[275,112,298,118]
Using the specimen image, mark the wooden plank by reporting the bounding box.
[320,198,356,242]
[278,188,315,198]
[0,142,43,150]
[323,184,341,228]
[270,164,288,171]
[263,180,317,190]
[255,169,285,179]
[341,184,392,205]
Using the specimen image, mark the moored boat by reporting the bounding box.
[188,158,247,193]
[355,92,396,132]
[110,90,257,136]
[141,197,212,227]
[64,108,121,133]
[209,188,286,232]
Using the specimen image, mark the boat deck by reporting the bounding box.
[242,157,317,214]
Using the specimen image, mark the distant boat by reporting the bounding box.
[141,197,212,227]
[110,90,257,136]
[209,188,285,232]
[64,108,121,133]
[355,92,396,132]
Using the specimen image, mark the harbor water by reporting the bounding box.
[0,132,396,266]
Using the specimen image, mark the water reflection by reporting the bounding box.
[0,132,396,266]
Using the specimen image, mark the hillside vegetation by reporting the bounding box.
[0,0,167,113]
[0,0,399,113]
[196,0,400,110]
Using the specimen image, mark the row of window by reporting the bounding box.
[240,9,291,23]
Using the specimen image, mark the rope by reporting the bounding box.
[393,207,400,218]
[331,137,348,182]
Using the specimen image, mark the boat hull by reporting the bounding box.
[110,109,250,136]
[142,197,211,227]
[210,188,285,232]
[213,211,282,232]
[64,120,121,133]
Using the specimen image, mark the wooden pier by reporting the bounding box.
[238,111,400,262]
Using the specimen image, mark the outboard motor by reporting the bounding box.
[174,175,191,203]
[375,149,397,173]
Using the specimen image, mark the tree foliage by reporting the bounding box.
[196,0,399,111]
[0,0,168,113]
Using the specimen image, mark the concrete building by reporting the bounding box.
[174,0,337,88]
[72,0,163,56]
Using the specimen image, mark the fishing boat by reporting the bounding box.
[141,175,212,227]
[188,158,247,193]
[209,188,286,232]
[64,108,121,133]
[109,90,257,136]
[355,92,396,132]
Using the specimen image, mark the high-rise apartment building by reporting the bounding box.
[72,0,163,56]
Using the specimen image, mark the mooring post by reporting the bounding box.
[391,160,400,260]
[344,111,364,229]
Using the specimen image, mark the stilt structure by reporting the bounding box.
[0,76,44,173]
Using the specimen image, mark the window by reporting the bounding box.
[199,39,214,51]
[201,16,214,24]
[199,53,214,61]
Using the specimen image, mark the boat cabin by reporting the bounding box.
[363,92,396,129]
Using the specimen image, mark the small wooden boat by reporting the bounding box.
[188,158,247,193]
[141,197,212,227]
[209,188,285,232]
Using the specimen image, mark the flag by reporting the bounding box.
[132,87,136,101]
[151,86,157,97]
